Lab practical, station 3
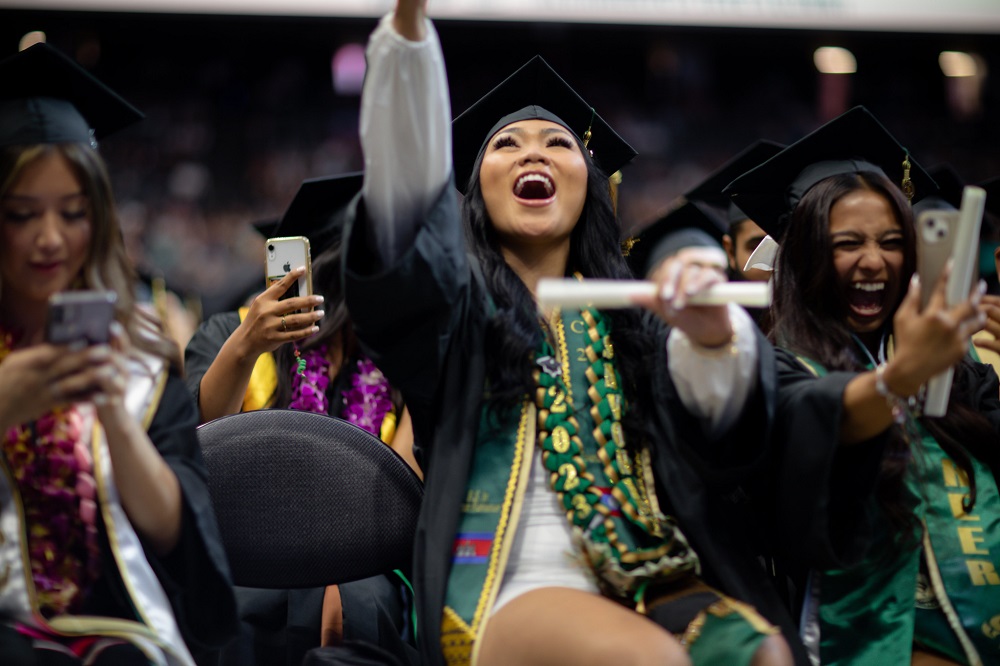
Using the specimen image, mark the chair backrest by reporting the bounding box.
[196,409,423,588]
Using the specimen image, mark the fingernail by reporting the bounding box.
[311,326,320,333]
[978,279,988,295]
[314,310,325,318]
[314,295,325,304]
[90,345,111,360]
[296,265,306,272]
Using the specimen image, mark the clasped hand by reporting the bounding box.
[633,246,734,348]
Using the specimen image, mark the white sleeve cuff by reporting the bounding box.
[666,303,759,435]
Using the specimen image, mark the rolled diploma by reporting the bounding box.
[924,185,986,417]
[536,279,771,309]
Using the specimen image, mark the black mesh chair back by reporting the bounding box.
[196,409,423,588]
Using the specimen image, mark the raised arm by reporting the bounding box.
[361,0,451,265]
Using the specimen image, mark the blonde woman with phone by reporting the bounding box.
[0,44,237,664]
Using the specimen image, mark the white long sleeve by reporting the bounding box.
[360,13,452,265]
[667,304,759,437]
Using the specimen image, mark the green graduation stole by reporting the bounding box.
[532,307,697,600]
[796,356,1000,666]
[440,308,699,665]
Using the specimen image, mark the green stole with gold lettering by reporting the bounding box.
[796,357,1000,666]
[439,309,699,666]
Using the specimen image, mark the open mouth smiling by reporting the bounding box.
[513,172,555,203]
[847,281,888,318]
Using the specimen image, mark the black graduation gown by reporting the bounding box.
[343,183,880,666]
[183,314,416,666]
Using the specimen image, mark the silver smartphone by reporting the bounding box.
[46,290,118,345]
[265,236,313,311]
[915,209,959,309]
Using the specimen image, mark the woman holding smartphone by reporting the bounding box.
[0,43,237,664]
[183,174,419,666]
[725,107,999,665]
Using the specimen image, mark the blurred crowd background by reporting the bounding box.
[2,7,999,329]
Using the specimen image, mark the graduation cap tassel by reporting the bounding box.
[901,152,915,202]
[609,170,623,216]
[621,235,639,258]
[582,107,595,148]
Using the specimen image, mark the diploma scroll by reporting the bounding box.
[536,279,771,309]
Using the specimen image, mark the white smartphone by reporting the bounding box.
[46,290,118,345]
[915,209,959,309]
[265,236,313,311]
[917,186,986,417]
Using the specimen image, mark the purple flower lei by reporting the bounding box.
[341,357,393,437]
[289,344,331,414]
[288,346,393,437]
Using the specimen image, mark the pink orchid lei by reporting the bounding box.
[0,327,100,617]
[288,344,393,437]
[341,357,393,437]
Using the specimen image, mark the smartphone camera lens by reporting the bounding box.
[267,244,275,252]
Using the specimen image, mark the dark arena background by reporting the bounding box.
[2,2,999,319]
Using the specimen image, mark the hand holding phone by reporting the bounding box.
[46,290,118,345]
[916,186,986,416]
[915,209,959,310]
[265,236,313,312]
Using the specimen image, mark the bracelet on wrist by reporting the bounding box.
[874,363,921,424]
[682,330,738,358]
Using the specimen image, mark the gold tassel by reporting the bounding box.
[901,152,915,202]
[609,170,623,214]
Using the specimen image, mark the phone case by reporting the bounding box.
[915,209,959,308]
[46,290,118,345]
[265,236,313,311]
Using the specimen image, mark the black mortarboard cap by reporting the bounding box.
[271,172,363,254]
[723,106,936,240]
[451,55,637,195]
[626,200,725,277]
[251,218,281,239]
[0,42,143,148]
[913,164,966,216]
[685,139,785,226]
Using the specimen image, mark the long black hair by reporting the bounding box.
[462,131,657,441]
[770,171,998,544]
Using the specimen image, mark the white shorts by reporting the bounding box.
[492,449,599,613]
